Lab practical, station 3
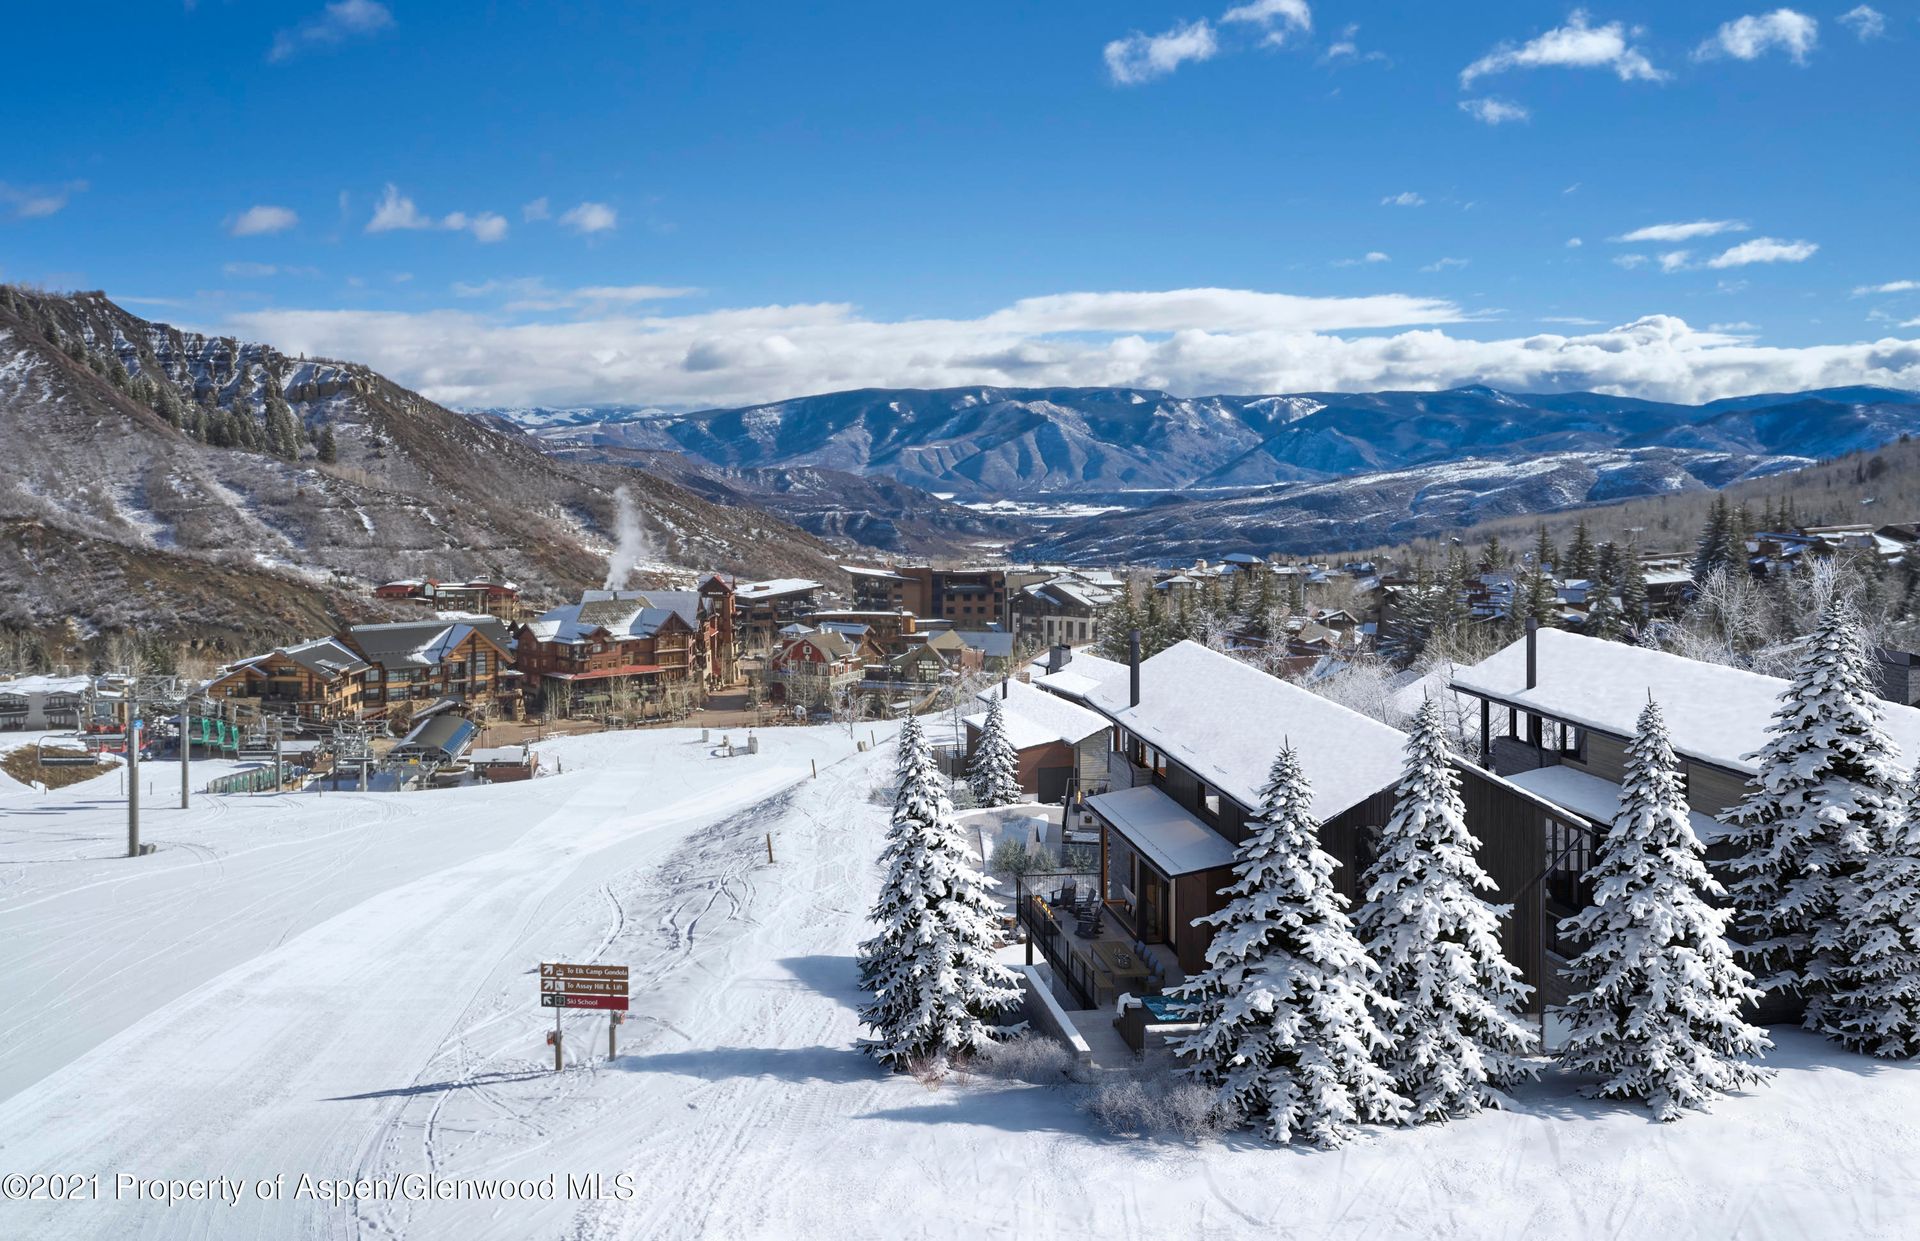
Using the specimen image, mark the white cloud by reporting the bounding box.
[1614,219,1748,243]
[1459,97,1531,124]
[466,212,509,243]
[269,0,393,63]
[1613,254,1650,269]
[1461,10,1666,86]
[1854,280,1918,295]
[451,278,700,311]
[1333,252,1392,267]
[224,262,280,278]
[229,204,299,236]
[1709,321,1760,332]
[1705,236,1819,267]
[522,197,551,222]
[367,184,431,232]
[1540,316,1604,325]
[1322,22,1384,63]
[1839,5,1886,40]
[1421,257,1470,272]
[1104,19,1219,84]
[1221,0,1311,46]
[1694,9,1819,63]
[1566,237,1584,247]
[1658,250,1693,273]
[0,179,86,219]
[1382,191,1425,207]
[368,187,508,241]
[223,296,1920,410]
[1903,318,1920,330]
[559,201,619,235]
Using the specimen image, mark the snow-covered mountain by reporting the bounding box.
[493,383,1920,502]
[0,289,846,647]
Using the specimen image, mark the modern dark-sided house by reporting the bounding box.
[1022,639,1561,1011]
[1449,627,1920,996]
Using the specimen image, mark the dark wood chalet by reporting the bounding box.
[1020,639,1566,1014]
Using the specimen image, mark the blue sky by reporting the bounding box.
[4,1,1919,408]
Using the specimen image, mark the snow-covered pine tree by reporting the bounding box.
[966,694,1022,808]
[1356,698,1538,1121]
[1719,605,1904,1018]
[1585,585,1625,642]
[1170,745,1408,1146]
[858,719,1021,1073]
[1559,700,1772,1120]
[1822,765,1920,1057]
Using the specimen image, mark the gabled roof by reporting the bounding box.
[957,631,1016,658]
[965,679,1108,750]
[348,618,512,666]
[278,637,370,678]
[525,590,698,644]
[1451,628,1920,774]
[736,578,822,600]
[1086,640,1408,822]
[1030,649,1131,704]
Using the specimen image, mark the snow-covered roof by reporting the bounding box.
[841,565,909,581]
[964,680,1108,750]
[1505,763,1730,844]
[0,674,93,696]
[1086,785,1238,876]
[525,591,697,645]
[1087,641,1408,821]
[958,631,1016,658]
[1451,629,1920,775]
[736,578,822,600]
[349,618,513,666]
[1031,650,1131,705]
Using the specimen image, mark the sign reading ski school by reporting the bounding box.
[539,962,629,1011]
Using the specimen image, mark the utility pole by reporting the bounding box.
[179,699,191,810]
[273,717,284,791]
[126,688,141,858]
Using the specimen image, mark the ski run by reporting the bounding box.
[1,713,1918,1239]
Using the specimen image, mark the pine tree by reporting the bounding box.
[1564,519,1597,581]
[1595,539,1621,586]
[265,397,300,460]
[1693,495,1735,584]
[1531,524,1557,577]
[1820,766,1920,1057]
[1479,534,1506,572]
[1095,591,1141,661]
[1720,606,1905,1017]
[966,694,1022,808]
[317,423,339,464]
[1285,571,1305,615]
[1170,745,1408,1146]
[1618,545,1648,630]
[1355,698,1538,1120]
[1559,700,1772,1120]
[1522,564,1558,628]
[858,721,1021,1072]
[1585,584,1625,641]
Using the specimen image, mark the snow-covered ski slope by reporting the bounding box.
[3,725,1919,1240]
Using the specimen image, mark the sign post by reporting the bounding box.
[539,963,629,1069]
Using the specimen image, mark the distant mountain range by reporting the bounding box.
[489,384,1920,504]
[490,383,1920,562]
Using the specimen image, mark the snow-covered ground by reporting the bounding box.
[3,726,1919,1239]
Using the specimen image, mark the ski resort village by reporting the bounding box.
[9,509,1920,1238]
[15,3,1920,1236]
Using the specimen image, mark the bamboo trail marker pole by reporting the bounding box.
[765,833,774,864]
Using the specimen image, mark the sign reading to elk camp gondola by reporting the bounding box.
[539,962,630,1011]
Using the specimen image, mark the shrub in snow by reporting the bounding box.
[1169,745,1408,1147]
[1356,697,1539,1122]
[1822,766,1920,1057]
[858,719,1022,1074]
[1720,606,1905,1018]
[1559,700,1772,1121]
[967,695,1023,808]
[977,1033,1072,1083]
[1083,1078,1234,1140]
[989,835,1052,878]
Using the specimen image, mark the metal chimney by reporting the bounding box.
[1128,628,1142,707]
[1525,616,1538,690]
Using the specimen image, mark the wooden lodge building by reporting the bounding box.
[206,638,370,723]
[515,587,736,714]
[1019,639,1568,1014]
[340,618,517,718]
